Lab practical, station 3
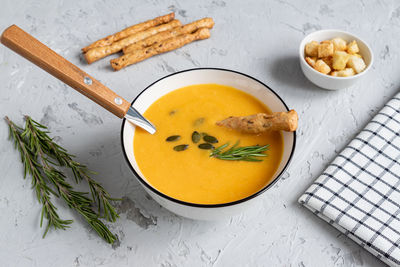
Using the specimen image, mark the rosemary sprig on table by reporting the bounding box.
[210,141,269,162]
[23,117,119,222]
[5,117,73,237]
[5,116,118,244]
[22,117,117,243]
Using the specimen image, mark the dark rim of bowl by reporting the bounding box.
[120,67,296,208]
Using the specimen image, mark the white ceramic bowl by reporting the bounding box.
[299,29,373,90]
[121,68,296,220]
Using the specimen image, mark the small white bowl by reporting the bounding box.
[121,68,296,220]
[299,29,373,90]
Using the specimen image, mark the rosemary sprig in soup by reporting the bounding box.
[210,142,269,162]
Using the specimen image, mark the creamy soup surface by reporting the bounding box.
[134,84,284,204]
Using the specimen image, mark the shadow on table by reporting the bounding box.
[69,128,167,209]
[67,127,209,236]
[78,52,117,72]
[268,55,323,92]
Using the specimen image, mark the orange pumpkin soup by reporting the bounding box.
[133,84,283,204]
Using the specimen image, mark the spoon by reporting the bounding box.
[0,25,156,134]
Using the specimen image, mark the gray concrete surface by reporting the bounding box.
[1,0,398,266]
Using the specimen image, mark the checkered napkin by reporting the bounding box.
[299,94,400,267]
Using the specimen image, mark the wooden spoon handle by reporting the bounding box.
[0,25,131,118]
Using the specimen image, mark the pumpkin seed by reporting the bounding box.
[192,131,201,143]
[203,135,218,144]
[173,144,189,151]
[198,143,214,150]
[193,117,205,127]
[166,135,181,142]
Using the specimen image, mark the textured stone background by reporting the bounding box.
[1,0,399,266]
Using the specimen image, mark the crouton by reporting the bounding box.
[305,41,319,57]
[318,42,334,57]
[347,55,366,73]
[332,51,350,70]
[314,59,331,74]
[330,71,338,77]
[347,40,359,54]
[337,68,355,77]
[305,57,316,67]
[321,57,333,68]
[331,37,347,51]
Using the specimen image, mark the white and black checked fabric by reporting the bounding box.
[299,94,400,267]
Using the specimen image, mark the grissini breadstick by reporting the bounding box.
[84,20,181,64]
[123,18,214,54]
[216,110,298,133]
[110,27,211,71]
[81,13,175,52]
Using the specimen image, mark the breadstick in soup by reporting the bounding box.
[110,27,211,70]
[81,13,175,52]
[123,18,214,54]
[84,20,181,64]
[216,110,298,133]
